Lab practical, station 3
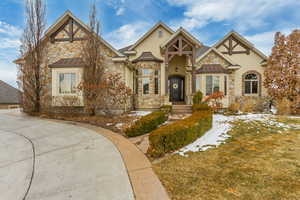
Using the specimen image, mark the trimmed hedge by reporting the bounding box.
[125,111,168,137]
[193,91,203,104]
[147,110,213,157]
[192,104,211,112]
[160,105,172,114]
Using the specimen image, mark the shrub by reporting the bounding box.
[234,96,272,113]
[192,104,211,112]
[160,105,172,114]
[147,110,213,158]
[228,102,240,113]
[276,98,292,115]
[193,91,203,104]
[204,91,225,111]
[125,111,168,137]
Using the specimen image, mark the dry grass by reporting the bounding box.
[41,112,139,135]
[153,119,300,200]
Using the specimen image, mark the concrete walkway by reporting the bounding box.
[0,109,134,200]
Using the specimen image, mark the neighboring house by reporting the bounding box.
[15,11,268,113]
[0,80,20,109]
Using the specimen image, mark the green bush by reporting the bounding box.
[192,104,211,112]
[193,91,203,104]
[160,105,172,114]
[147,110,213,158]
[125,111,168,137]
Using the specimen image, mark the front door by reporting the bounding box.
[169,76,184,102]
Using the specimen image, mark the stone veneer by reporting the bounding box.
[196,51,231,68]
[134,61,163,109]
[39,24,127,113]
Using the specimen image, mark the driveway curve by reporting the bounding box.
[0,110,134,200]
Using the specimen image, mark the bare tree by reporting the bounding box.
[19,0,46,113]
[81,3,105,115]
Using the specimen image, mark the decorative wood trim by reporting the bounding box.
[50,17,87,43]
[217,35,251,55]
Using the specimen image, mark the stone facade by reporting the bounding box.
[134,61,163,109]
[39,22,128,113]
[196,51,231,68]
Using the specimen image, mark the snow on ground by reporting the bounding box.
[177,113,300,156]
[128,111,152,117]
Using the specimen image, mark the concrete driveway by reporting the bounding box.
[0,109,134,200]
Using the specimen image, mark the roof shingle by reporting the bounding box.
[49,58,84,68]
[0,80,20,104]
[132,52,163,63]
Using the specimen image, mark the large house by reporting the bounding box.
[15,11,268,113]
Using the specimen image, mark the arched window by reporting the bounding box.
[243,72,260,95]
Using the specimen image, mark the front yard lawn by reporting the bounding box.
[153,116,300,200]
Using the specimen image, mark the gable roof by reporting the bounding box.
[0,80,20,104]
[119,45,133,54]
[196,45,211,58]
[15,10,124,64]
[196,47,238,66]
[132,52,163,63]
[161,27,203,49]
[128,21,174,51]
[213,30,268,60]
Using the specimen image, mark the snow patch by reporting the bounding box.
[128,111,152,117]
[177,113,299,156]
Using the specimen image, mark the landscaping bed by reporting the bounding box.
[153,115,300,200]
[41,111,151,135]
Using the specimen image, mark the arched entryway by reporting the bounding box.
[169,75,185,102]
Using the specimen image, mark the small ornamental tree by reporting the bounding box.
[204,91,225,111]
[264,30,300,112]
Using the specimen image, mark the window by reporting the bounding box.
[224,76,227,96]
[244,73,258,94]
[206,76,220,95]
[142,69,151,76]
[196,76,201,92]
[143,78,150,94]
[154,70,159,94]
[158,30,163,38]
[59,73,76,94]
[135,70,139,94]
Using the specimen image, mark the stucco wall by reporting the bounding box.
[129,26,172,60]
[216,46,267,97]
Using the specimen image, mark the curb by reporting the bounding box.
[69,122,170,200]
[79,123,170,200]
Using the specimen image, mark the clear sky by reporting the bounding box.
[0,0,299,87]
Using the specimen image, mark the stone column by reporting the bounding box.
[165,65,169,95]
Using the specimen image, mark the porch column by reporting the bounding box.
[165,65,169,95]
[191,47,196,93]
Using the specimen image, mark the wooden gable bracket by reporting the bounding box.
[50,17,87,43]
[218,35,250,55]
